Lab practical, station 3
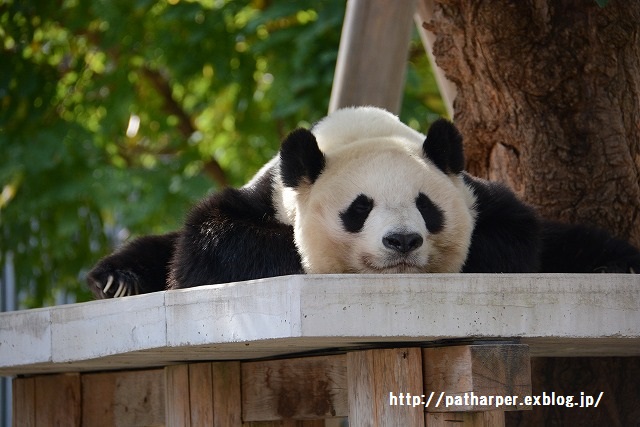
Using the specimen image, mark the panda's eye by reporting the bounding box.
[340,194,374,233]
[416,192,444,233]
[350,194,374,214]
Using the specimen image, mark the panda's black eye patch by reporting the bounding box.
[340,194,374,233]
[416,192,444,233]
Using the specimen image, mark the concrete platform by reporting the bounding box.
[1,274,639,376]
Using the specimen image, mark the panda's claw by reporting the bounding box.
[87,266,144,299]
[114,280,126,298]
[102,275,115,294]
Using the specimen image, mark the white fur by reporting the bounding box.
[274,107,476,274]
[312,106,426,154]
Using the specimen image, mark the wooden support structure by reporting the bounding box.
[10,344,531,426]
[329,0,457,117]
[3,274,639,426]
[423,345,531,412]
[329,0,417,114]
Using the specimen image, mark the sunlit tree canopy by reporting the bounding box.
[0,0,444,307]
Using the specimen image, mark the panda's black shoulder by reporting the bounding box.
[463,174,538,229]
[462,173,542,273]
[188,161,279,226]
[177,160,286,265]
[169,159,301,288]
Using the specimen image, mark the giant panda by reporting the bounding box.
[87,107,640,298]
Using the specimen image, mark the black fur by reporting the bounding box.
[279,128,325,188]
[461,175,542,273]
[87,115,640,299]
[168,167,303,288]
[87,232,179,298]
[423,118,465,175]
[416,192,444,234]
[540,221,640,273]
[340,194,374,233]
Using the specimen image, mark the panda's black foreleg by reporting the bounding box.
[167,187,303,289]
[539,221,640,273]
[461,176,542,273]
[86,232,179,298]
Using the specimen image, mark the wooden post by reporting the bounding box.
[241,355,348,422]
[166,364,191,426]
[165,362,242,426]
[212,362,243,426]
[82,369,165,426]
[347,347,425,426]
[12,377,35,427]
[427,411,505,427]
[13,374,81,427]
[246,422,327,427]
[8,345,533,426]
[423,344,531,426]
[329,0,417,114]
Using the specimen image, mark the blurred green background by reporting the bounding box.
[0,0,445,308]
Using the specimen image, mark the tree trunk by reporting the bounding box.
[424,1,640,425]
[425,0,640,247]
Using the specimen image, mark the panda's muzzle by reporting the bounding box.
[382,232,423,254]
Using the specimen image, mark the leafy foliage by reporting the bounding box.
[0,0,444,307]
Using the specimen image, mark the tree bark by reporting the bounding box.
[425,0,640,247]
[424,1,640,425]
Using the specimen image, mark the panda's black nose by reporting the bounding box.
[383,232,423,253]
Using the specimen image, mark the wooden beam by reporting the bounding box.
[165,362,242,426]
[10,348,534,426]
[165,365,191,426]
[426,411,505,426]
[12,377,35,427]
[212,362,242,427]
[188,363,215,425]
[36,374,81,426]
[242,355,348,421]
[18,374,81,427]
[347,348,425,426]
[423,344,531,412]
[329,0,417,114]
[245,422,328,427]
[82,369,165,426]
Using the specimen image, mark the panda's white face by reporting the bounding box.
[289,137,474,274]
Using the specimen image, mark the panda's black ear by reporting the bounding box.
[423,118,465,175]
[280,128,326,188]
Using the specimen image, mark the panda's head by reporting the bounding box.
[278,107,475,274]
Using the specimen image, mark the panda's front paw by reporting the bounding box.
[87,268,140,299]
[593,257,640,274]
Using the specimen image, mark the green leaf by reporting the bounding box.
[1,0,444,307]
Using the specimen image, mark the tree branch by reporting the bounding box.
[141,66,229,187]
